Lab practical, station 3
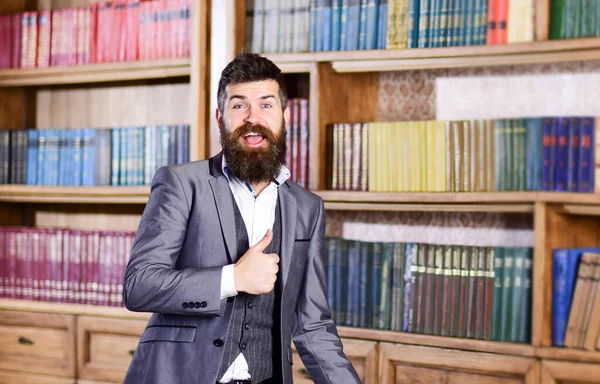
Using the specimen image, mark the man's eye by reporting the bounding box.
[262,103,272,108]
[232,104,244,109]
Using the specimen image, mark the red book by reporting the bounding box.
[0,15,10,68]
[152,0,162,60]
[68,230,83,304]
[49,10,59,66]
[89,4,98,63]
[27,11,38,67]
[183,0,190,57]
[11,13,21,68]
[486,0,498,44]
[115,1,127,61]
[36,10,51,67]
[298,99,309,189]
[59,9,69,66]
[126,1,140,61]
[68,8,78,65]
[76,7,85,64]
[20,12,28,68]
[496,0,509,44]
[0,227,5,297]
[285,99,294,173]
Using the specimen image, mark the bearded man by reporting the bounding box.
[122,52,361,384]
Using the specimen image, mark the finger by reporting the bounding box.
[251,229,273,252]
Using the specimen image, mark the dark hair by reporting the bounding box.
[217,51,288,114]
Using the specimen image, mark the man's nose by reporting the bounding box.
[244,106,260,124]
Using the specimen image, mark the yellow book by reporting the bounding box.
[435,120,447,192]
[368,122,377,191]
[381,122,391,192]
[386,0,399,49]
[410,120,420,191]
[445,120,454,192]
[426,120,435,192]
[389,121,399,192]
[400,121,410,192]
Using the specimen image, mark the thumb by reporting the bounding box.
[252,229,273,252]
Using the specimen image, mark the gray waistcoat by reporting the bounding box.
[216,197,282,384]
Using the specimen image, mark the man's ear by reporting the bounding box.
[215,108,223,128]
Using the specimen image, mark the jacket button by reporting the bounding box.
[200,301,207,308]
[247,302,253,309]
[182,302,188,309]
[213,339,224,347]
[188,301,195,308]
[240,343,247,350]
[244,323,250,330]
[194,302,201,308]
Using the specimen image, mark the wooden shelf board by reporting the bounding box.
[266,38,600,65]
[338,326,536,357]
[0,298,151,320]
[316,191,539,203]
[0,58,191,86]
[332,49,600,72]
[324,201,534,212]
[0,185,150,204]
[538,192,600,205]
[536,347,600,364]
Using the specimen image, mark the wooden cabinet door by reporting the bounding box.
[77,316,147,383]
[0,310,75,378]
[0,370,75,384]
[292,338,377,383]
[378,343,539,384]
[541,360,600,384]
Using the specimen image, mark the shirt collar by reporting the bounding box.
[221,154,291,186]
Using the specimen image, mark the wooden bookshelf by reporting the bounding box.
[0,185,151,204]
[0,299,150,320]
[0,58,191,87]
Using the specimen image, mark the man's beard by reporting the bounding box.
[220,120,287,184]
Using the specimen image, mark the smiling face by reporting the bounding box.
[217,79,290,184]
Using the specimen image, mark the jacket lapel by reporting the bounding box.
[208,154,237,263]
[278,183,297,291]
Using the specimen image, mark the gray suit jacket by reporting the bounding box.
[122,153,361,384]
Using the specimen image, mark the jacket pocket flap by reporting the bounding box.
[140,326,197,343]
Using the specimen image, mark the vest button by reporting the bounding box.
[182,302,188,309]
[247,302,253,309]
[241,343,247,350]
[244,323,250,330]
[200,301,207,308]
[213,339,224,347]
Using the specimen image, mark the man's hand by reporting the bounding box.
[233,229,279,294]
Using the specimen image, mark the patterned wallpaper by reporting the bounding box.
[376,60,600,122]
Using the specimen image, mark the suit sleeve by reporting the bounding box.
[292,199,362,384]
[122,166,227,316]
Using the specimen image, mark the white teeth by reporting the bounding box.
[244,132,260,137]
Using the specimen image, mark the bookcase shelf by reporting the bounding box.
[0,58,191,87]
[266,38,600,73]
[0,185,150,204]
[338,326,536,358]
[537,347,600,365]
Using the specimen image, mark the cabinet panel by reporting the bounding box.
[292,338,377,384]
[379,343,539,384]
[541,360,600,384]
[77,316,147,383]
[0,310,75,377]
[0,370,75,384]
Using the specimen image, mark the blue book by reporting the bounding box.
[57,129,67,186]
[359,241,373,328]
[345,0,361,50]
[371,241,382,328]
[552,248,600,347]
[26,130,38,185]
[81,128,96,186]
[567,117,581,192]
[578,117,595,192]
[331,0,343,50]
[359,0,378,49]
[111,128,120,186]
[335,239,348,325]
[310,0,318,51]
[407,0,420,48]
[322,0,333,50]
[376,0,388,49]
[340,0,349,50]
[347,240,361,326]
[555,117,570,191]
[402,243,416,332]
[541,118,557,191]
[358,0,368,49]
[525,118,542,190]
[314,0,324,51]
[417,0,430,47]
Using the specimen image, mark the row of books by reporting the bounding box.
[325,237,532,342]
[286,98,310,189]
[245,0,535,54]
[552,247,600,350]
[549,0,600,40]
[328,117,600,193]
[0,125,190,186]
[0,0,191,69]
[0,226,134,307]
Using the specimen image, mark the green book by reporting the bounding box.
[492,247,504,341]
[549,0,567,39]
[500,247,514,342]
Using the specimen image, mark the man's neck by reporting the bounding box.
[249,180,270,196]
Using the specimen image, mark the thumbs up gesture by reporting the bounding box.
[233,229,279,294]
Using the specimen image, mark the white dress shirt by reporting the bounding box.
[217,156,290,383]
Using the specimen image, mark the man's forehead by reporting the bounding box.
[226,80,280,97]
